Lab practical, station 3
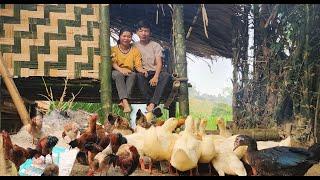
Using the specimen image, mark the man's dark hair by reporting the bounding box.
[136,20,151,31]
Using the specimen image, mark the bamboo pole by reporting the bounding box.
[315,83,320,143]
[208,128,281,141]
[0,52,29,126]
[99,4,112,116]
[242,5,250,87]
[231,15,240,123]
[0,77,2,130]
[173,4,189,117]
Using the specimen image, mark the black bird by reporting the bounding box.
[234,135,320,176]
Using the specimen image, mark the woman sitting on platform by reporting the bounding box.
[111,27,148,113]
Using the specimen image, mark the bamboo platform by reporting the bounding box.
[207,128,281,141]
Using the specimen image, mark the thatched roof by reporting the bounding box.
[110,4,241,59]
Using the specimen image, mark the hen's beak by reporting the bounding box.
[233,142,240,151]
[62,132,66,138]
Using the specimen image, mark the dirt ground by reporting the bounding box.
[69,161,320,176]
[69,162,174,176]
[7,109,320,176]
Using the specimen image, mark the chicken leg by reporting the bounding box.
[139,156,152,174]
[208,163,212,175]
[188,167,199,176]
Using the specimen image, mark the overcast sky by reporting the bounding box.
[187,54,233,96]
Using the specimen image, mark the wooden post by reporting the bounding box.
[172,4,189,117]
[0,77,1,130]
[0,52,29,126]
[99,4,112,116]
[169,102,177,118]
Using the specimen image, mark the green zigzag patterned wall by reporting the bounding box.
[0,4,101,79]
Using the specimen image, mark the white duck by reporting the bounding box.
[170,115,202,175]
[197,119,217,174]
[141,118,179,173]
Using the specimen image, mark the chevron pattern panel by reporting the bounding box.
[0,4,101,79]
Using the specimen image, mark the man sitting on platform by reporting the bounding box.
[134,20,171,112]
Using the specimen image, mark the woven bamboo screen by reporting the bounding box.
[0,4,101,79]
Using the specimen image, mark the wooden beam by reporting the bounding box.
[173,4,189,117]
[0,52,29,126]
[99,4,112,117]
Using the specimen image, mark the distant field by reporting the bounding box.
[189,97,232,130]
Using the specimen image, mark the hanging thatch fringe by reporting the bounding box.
[156,4,159,24]
[110,4,240,58]
[201,4,209,38]
[186,5,201,39]
[161,4,165,16]
[167,4,173,12]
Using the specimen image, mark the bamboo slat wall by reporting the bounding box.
[0,4,101,79]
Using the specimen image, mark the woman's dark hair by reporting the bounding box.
[136,20,151,31]
[117,27,133,44]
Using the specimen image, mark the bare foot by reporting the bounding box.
[122,99,132,113]
[118,101,124,110]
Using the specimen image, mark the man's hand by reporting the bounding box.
[120,68,132,76]
[149,75,159,87]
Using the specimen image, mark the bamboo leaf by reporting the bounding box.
[38,94,53,102]
[41,77,51,100]
[49,87,54,103]
[58,78,68,109]
[167,4,173,11]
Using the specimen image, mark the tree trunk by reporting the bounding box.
[99,4,112,117]
[173,4,189,117]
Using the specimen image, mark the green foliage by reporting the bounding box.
[187,85,232,131]
[211,103,232,121]
[188,99,232,131]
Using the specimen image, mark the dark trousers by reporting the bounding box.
[137,71,171,106]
